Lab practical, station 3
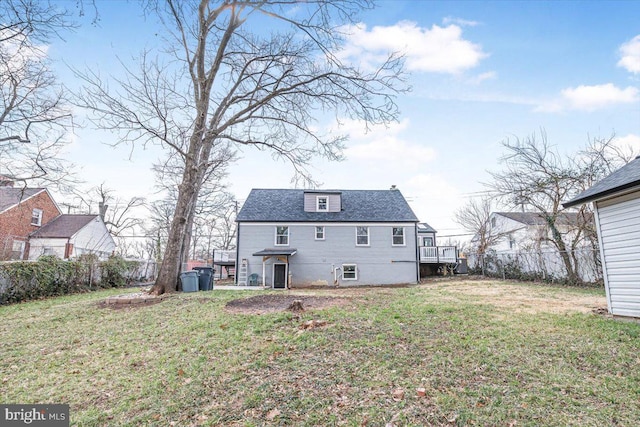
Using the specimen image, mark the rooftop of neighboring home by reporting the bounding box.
[0,187,47,213]
[564,156,640,208]
[494,212,587,227]
[237,188,419,223]
[29,214,100,238]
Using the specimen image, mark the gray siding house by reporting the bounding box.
[235,188,421,288]
[564,156,640,319]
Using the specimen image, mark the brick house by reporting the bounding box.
[0,179,62,260]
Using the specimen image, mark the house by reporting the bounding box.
[0,180,62,260]
[27,214,116,260]
[235,188,456,288]
[485,212,589,253]
[564,156,640,319]
[468,211,597,281]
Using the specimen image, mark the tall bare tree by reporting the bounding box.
[74,0,407,294]
[487,130,632,284]
[0,0,76,186]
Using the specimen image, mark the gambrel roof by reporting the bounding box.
[564,156,640,208]
[237,189,419,223]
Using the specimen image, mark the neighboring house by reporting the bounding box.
[28,214,116,260]
[235,188,456,288]
[484,212,589,253]
[0,180,62,260]
[564,156,640,319]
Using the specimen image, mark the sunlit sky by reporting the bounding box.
[49,0,640,242]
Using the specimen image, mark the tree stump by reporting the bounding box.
[288,299,304,312]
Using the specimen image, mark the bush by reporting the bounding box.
[100,255,140,288]
[0,255,142,305]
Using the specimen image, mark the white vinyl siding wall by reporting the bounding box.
[303,193,341,212]
[595,190,640,318]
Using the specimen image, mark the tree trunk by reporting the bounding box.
[548,221,580,284]
[151,162,201,294]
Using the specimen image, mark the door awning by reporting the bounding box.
[252,248,298,257]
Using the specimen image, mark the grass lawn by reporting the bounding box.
[1,279,639,426]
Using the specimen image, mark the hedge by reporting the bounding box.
[0,255,141,305]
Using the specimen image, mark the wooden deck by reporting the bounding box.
[419,246,457,264]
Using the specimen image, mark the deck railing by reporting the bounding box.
[419,246,457,263]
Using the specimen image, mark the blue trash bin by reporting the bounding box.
[180,271,199,292]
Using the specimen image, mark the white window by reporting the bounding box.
[315,226,325,240]
[392,227,405,246]
[356,226,369,246]
[342,264,357,280]
[31,208,43,226]
[275,226,289,246]
[316,196,328,211]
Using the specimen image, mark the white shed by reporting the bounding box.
[564,156,640,319]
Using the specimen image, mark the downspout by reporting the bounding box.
[415,223,420,283]
[235,222,241,285]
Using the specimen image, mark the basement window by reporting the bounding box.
[342,264,357,280]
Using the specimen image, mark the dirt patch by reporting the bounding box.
[225,294,351,314]
[425,279,607,315]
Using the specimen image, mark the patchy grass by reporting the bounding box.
[1,279,639,426]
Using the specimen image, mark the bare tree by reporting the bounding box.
[487,130,631,284]
[0,0,76,187]
[455,197,505,274]
[73,0,407,294]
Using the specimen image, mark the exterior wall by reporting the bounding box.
[0,191,61,260]
[417,231,436,246]
[70,216,116,259]
[595,190,640,318]
[28,217,115,260]
[27,237,67,259]
[238,222,418,287]
[303,193,341,213]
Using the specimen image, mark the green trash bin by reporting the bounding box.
[193,267,214,291]
[180,271,199,292]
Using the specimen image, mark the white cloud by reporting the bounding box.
[612,133,640,156]
[339,21,487,74]
[618,35,640,74]
[442,16,479,27]
[339,118,436,168]
[536,83,639,112]
[466,71,497,85]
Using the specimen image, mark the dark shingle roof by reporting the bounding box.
[237,189,419,223]
[0,188,45,212]
[417,222,436,233]
[564,157,640,208]
[30,214,98,238]
[496,212,583,226]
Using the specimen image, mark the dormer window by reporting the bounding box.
[316,196,328,212]
[31,208,43,226]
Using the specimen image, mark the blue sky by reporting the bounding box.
[50,0,640,241]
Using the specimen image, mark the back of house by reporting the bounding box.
[235,188,420,288]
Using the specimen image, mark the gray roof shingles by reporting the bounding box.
[0,188,45,212]
[496,212,583,226]
[564,157,640,207]
[236,189,419,223]
[29,214,98,238]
